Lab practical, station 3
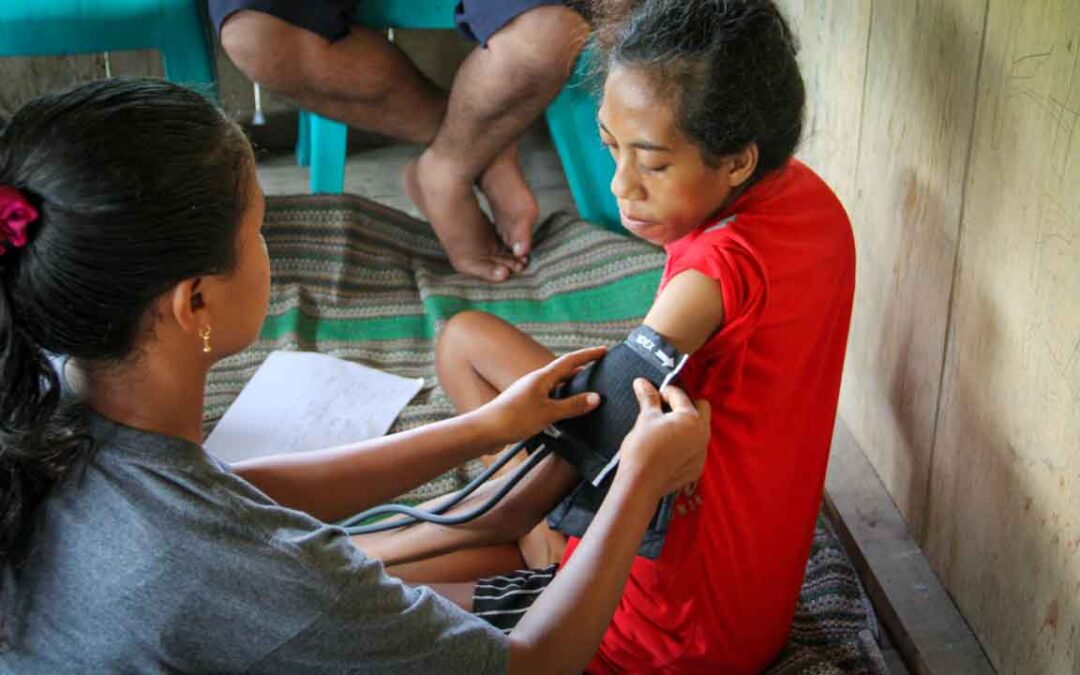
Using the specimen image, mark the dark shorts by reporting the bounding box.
[209,0,576,44]
[472,563,558,632]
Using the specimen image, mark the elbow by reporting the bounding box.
[508,635,586,675]
[506,636,568,675]
[506,637,538,675]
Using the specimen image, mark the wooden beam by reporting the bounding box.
[825,420,996,675]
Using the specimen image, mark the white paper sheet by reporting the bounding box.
[205,351,423,464]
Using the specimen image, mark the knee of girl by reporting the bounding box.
[435,311,489,368]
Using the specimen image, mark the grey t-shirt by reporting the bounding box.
[0,407,508,673]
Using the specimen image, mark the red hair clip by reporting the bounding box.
[0,185,38,255]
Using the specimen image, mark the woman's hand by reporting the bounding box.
[477,346,606,447]
[616,379,711,499]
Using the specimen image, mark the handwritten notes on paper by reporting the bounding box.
[205,351,423,464]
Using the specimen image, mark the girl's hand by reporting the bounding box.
[478,346,606,447]
[616,379,711,499]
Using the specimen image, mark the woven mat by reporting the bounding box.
[205,194,888,673]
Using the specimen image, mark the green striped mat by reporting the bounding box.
[204,194,886,673]
[205,194,665,500]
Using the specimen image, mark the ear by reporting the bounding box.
[725,143,759,188]
[169,277,208,337]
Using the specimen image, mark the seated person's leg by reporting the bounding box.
[353,449,576,572]
[386,545,525,585]
[435,311,572,568]
[356,313,682,570]
[407,1,590,280]
[352,312,575,571]
[214,2,445,143]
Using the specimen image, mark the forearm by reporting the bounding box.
[357,454,579,565]
[232,410,502,522]
[507,471,659,675]
[355,477,522,565]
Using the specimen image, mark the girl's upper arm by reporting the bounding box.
[643,269,726,355]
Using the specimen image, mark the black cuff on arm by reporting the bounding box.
[542,325,687,559]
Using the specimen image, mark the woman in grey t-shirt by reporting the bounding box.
[0,79,709,673]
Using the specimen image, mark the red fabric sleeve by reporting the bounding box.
[663,230,768,358]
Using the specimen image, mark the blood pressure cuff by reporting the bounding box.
[542,325,686,559]
[547,478,676,559]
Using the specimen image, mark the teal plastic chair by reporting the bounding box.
[296,0,619,230]
[0,0,216,98]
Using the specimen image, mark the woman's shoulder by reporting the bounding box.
[23,411,388,664]
[68,410,365,576]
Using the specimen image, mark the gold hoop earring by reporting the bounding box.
[199,326,212,354]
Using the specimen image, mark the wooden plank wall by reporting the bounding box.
[1,54,105,115]
[783,1,1079,673]
[927,1,1080,671]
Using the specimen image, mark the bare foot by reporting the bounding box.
[404,153,525,282]
[479,143,539,259]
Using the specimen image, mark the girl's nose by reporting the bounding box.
[610,160,644,202]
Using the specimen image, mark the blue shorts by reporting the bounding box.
[209,0,579,44]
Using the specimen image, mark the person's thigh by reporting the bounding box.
[388,545,525,585]
[455,0,587,44]
[436,311,557,411]
[209,0,355,41]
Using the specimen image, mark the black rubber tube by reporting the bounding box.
[344,442,551,535]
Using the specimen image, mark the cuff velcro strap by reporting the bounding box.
[550,325,687,485]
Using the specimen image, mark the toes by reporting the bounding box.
[480,148,539,257]
[447,253,525,282]
[490,205,536,259]
[448,255,514,283]
[495,254,526,275]
[411,151,528,283]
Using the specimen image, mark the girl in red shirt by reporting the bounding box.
[360,1,855,671]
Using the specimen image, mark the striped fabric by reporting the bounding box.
[767,517,889,674]
[204,194,887,673]
[473,564,559,633]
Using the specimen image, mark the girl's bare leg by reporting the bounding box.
[434,311,570,569]
[387,545,525,585]
[350,310,571,602]
[426,582,477,612]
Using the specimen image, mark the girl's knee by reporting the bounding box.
[437,310,506,346]
[436,310,493,370]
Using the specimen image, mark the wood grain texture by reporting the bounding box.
[0,54,104,116]
[838,0,987,538]
[826,420,993,675]
[779,0,871,209]
[926,1,1080,672]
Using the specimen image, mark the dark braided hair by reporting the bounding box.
[594,0,805,181]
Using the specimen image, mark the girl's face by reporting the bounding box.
[598,65,753,246]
